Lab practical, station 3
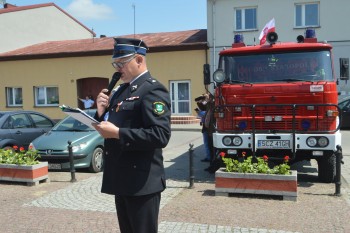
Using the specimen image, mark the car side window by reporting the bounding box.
[2,117,13,129]
[339,99,347,108]
[344,100,350,112]
[12,114,31,129]
[30,113,54,128]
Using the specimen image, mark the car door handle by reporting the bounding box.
[15,131,22,135]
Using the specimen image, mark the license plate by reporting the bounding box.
[257,140,290,149]
[48,163,62,170]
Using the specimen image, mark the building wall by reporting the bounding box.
[0,6,94,53]
[206,0,350,95]
[207,0,350,47]
[0,49,207,120]
[149,50,207,104]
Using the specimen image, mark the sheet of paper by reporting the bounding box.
[59,105,99,129]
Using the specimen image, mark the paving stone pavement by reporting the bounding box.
[1,127,350,233]
[23,176,187,213]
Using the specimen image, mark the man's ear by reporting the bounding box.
[135,55,143,64]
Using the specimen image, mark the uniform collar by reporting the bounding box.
[129,71,150,92]
[129,70,148,85]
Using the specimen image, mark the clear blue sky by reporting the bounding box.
[6,0,207,37]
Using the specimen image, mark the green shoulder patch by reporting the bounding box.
[153,102,166,115]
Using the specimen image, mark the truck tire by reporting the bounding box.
[317,152,336,183]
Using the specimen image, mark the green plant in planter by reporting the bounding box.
[220,151,291,175]
[0,145,41,165]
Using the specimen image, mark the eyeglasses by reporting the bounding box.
[111,55,136,69]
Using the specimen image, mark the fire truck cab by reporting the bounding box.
[209,30,342,183]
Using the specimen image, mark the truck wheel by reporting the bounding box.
[89,147,104,173]
[317,152,336,183]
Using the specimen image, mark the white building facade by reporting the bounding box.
[0,3,95,53]
[207,0,350,96]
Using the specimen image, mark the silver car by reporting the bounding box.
[0,110,55,150]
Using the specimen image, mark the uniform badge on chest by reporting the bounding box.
[115,96,140,112]
[116,101,123,112]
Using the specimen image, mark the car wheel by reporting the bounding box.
[89,147,103,173]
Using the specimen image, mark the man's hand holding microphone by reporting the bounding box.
[93,72,121,139]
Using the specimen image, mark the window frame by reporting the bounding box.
[234,7,258,32]
[295,2,320,28]
[34,86,60,107]
[169,80,191,115]
[6,87,23,107]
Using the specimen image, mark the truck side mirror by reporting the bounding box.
[203,64,211,85]
[340,58,349,80]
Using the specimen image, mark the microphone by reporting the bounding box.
[106,72,121,95]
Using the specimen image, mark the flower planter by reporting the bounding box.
[0,162,49,186]
[215,168,297,201]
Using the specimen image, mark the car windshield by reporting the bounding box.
[339,98,350,109]
[220,51,333,84]
[52,110,95,131]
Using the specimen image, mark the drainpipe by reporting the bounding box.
[212,0,217,71]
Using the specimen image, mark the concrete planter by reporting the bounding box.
[215,168,297,201]
[0,162,49,186]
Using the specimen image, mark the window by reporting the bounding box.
[12,114,31,129]
[30,113,54,128]
[6,87,23,106]
[235,7,257,31]
[295,3,319,27]
[170,81,190,115]
[34,86,59,106]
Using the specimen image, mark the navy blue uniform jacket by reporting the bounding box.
[95,72,171,196]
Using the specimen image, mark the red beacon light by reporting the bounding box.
[232,34,245,48]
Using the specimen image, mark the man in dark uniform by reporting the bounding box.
[93,38,171,233]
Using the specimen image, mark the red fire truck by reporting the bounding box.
[207,30,342,183]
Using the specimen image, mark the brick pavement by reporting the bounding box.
[0,128,350,233]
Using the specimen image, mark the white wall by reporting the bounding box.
[0,5,94,53]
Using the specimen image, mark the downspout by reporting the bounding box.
[212,0,216,70]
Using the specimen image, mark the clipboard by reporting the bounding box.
[59,105,99,129]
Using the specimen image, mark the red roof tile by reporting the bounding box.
[0,29,207,61]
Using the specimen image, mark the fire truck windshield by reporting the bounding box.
[220,51,333,84]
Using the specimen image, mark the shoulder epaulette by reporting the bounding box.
[146,78,158,84]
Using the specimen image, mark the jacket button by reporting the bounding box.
[126,143,130,146]
[105,151,108,155]
[133,165,136,168]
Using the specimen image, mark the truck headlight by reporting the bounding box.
[222,136,242,146]
[213,69,225,83]
[232,137,242,146]
[306,137,317,147]
[222,137,232,146]
[318,137,329,147]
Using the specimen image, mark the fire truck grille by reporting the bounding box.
[216,104,339,133]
